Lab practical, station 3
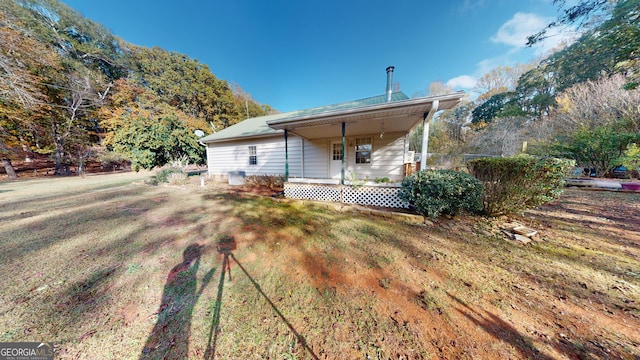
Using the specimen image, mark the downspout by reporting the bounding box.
[420,100,439,171]
[284,129,289,182]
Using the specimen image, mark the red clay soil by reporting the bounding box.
[229,185,640,359]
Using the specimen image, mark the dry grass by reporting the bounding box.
[0,174,638,359]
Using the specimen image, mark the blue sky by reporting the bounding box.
[59,0,572,112]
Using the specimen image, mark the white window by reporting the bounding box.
[355,138,372,164]
[332,142,343,161]
[248,145,257,165]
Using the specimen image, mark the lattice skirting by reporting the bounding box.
[284,183,341,202]
[284,183,408,209]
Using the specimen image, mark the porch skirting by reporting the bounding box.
[284,182,409,209]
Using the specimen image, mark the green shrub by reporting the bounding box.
[399,170,484,219]
[467,155,574,216]
[155,166,185,183]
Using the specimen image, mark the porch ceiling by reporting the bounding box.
[266,92,464,139]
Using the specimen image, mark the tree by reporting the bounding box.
[130,47,241,132]
[110,112,205,171]
[430,99,475,160]
[101,79,208,170]
[553,75,640,133]
[515,65,556,120]
[527,0,614,46]
[230,82,273,120]
[474,64,533,102]
[43,65,111,174]
[471,92,525,124]
[0,11,62,177]
[1,0,272,179]
[531,0,640,90]
[546,123,640,176]
[428,81,455,96]
[469,117,528,156]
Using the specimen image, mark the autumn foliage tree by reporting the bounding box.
[0,10,62,177]
[101,79,208,170]
[0,0,272,177]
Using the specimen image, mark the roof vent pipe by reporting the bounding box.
[385,66,394,102]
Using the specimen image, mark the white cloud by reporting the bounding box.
[491,12,548,48]
[490,11,579,57]
[447,75,477,89]
[428,10,580,100]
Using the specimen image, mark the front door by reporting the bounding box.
[329,141,344,180]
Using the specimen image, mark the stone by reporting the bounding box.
[501,222,523,231]
[501,230,515,239]
[513,234,532,244]
[512,226,538,238]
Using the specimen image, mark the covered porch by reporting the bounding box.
[266,92,465,208]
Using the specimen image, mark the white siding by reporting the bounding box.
[296,132,406,181]
[301,139,328,178]
[206,136,302,177]
[206,132,406,181]
[349,132,405,181]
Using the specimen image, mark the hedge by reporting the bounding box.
[467,155,574,216]
[399,169,484,219]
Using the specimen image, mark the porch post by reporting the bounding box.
[341,122,345,185]
[420,100,439,171]
[420,119,429,171]
[284,129,289,182]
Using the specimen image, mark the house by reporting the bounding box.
[199,67,465,208]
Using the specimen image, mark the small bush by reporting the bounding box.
[245,174,285,190]
[374,177,391,183]
[155,166,185,183]
[167,172,188,185]
[467,155,574,216]
[399,170,484,219]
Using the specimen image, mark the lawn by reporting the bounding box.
[0,172,638,359]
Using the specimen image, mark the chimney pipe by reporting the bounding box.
[385,66,394,102]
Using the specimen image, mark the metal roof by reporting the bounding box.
[199,91,467,143]
[199,92,410,143]
[198,112,290,143]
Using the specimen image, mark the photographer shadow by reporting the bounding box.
[141,243,216,359]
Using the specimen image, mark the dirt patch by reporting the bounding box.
[222,184,640,358]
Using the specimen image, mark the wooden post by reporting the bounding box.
[284,129,289,182]
[341,122,345,185]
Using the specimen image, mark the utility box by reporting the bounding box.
[228,171,246,186]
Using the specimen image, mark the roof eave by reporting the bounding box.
[266,92,464,130]
[200,131,283,144]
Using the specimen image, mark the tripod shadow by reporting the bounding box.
[204,235,235,359]
[141,244,216,359]
[204,236,319,360]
